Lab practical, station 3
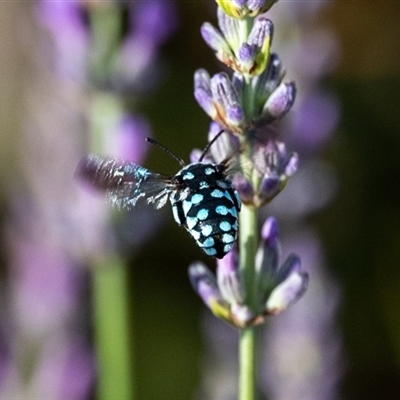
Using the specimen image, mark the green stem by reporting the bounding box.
[239,327,257,400]
[89,95,135,400]
[93,256,134,400]
[89,7,135,400]
[239,204,259,400]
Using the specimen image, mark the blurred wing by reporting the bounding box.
[77,154,174,209]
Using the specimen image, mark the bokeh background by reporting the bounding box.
[0,1,400,399]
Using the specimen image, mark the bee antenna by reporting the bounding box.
[199,130,225,162]
[146,138,186,168]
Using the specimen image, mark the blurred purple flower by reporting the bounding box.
[0,1,177,398]
[130,0,177,45]
[112,0,178,92]
[1,195,94,399]
[106,114,151,163]
[261,230,344,400]
[259,3,344,399]
[9,237,80,335]
[289,90,341,154]
[35,1,89,82]
[36,0,178,92]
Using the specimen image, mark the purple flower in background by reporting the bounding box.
[106,114,151,163]
[2,197,94,399]
[36,0,177,91]
[35,1,89,82]
[261,230,344,399]
[263,1,343,398]
[0,1,177,398]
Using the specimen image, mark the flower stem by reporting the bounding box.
[239,204,259,400]
[89,7,135,400]
[239,327,257,400]
[93,256,134,400]
[89,95,135,400]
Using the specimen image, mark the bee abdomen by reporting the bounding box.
[177,190,240,259]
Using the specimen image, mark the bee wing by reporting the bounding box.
[77,155,174,209]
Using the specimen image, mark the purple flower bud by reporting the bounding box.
[210,73,240,109]
[188,262,224,309]
[248,140,299,206]
[264,53,283,92]
[263,81,297,120]
[238,43,257,64]
[256,217,281,280]
[253,53,283,110]
[217,249,244,304]
[201,23,231,56]
[233,174,254,204]
[210,73,245,130]
[248,18,273,49]
[277,253,302,282]
[217,6,240,50]
[284,152,300,177]
[226,104,245,126]
[265,255,309,315]
[253,218,309,317]
[259,175,280,201]
[249,0,278,14]
[194,69,217,118]
[234,0,247,6]
[261,216,280,244]
[248,0,267,11]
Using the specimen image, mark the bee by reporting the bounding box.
[77,132,241,258]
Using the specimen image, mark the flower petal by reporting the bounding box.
[194,69,217,118]
[265,256,309,315]
[188,262,223,308]
[217,248,244,304]
[262,81,297,120]
[189,262,233,322]
[201,22,233,63]
[256,216,280,273]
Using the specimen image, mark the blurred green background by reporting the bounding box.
[1,1,400,399]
